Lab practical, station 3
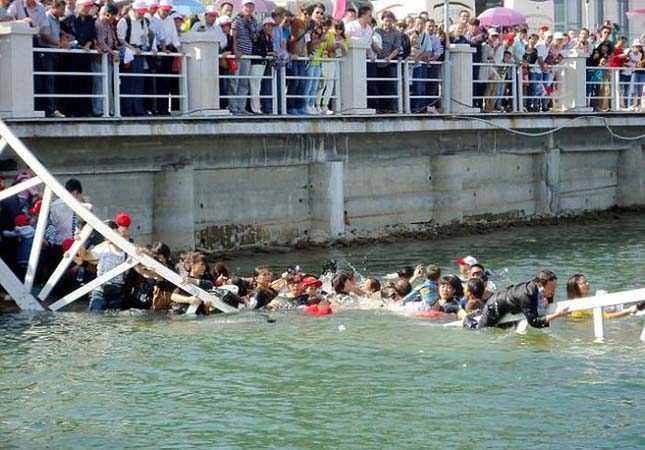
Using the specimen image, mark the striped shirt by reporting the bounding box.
[376,27,400,59]
[232,15,258,55]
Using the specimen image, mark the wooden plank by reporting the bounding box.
[0,177,42,203]
[0,257,44,311]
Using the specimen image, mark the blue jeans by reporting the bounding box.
[89,284,125,311]
[629,72,645,107]
[303,63,321,108]
[286,60,305,110]
[527,71,542,110]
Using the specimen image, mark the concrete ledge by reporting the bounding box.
[5,113,645,140]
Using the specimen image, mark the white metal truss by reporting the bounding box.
[0,119,236,314]
[445,288,645,342]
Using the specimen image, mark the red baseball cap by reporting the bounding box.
[14,214,30,227]
[115,212,131,228]
[29,199,43,215]
[302,276,322,288]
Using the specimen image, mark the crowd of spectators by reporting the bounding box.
[2,0,645,116]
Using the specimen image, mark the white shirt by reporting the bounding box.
[90,242,127,285]
[49,198,75,246]
[190,21,227,47]
[117,12,151,47]
[346,20,372,46]
[151,13,181,49]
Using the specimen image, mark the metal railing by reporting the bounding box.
[522,64,566,112]
[402,60,443,114]
[366,58,404,113]
[282,56,342,115]
[585,65,639,112]
[32,47,188,117]
[472,62,518,112]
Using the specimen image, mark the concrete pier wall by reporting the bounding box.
[3,115,644,251]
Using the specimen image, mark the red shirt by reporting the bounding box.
[608,47,628,67]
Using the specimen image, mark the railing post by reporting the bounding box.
[101,52,110,117]
[447,44,479,113]
[333,60,341,114]
[516,65,524,112]
[280,65,287,116]
[180,32,230,116]
[403,60,411,114]
[560,49,593,112]
[179,53,189,114]
[113,59,121,118]
[511,64,518,112]
[396,60,403,113]
[593,307,605,341]
[270,65,278,115]
[610,69,620,111]
[0,22,44,118]
[339,40,376,115]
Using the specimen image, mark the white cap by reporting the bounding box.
[206,5,218,15]
[217,16,232,26]
[632,39,643,47]
[545,30,554,37]
[147,0,159,7]
[170,11,183,20]
[243,0,256,5]
[262,17,275,26]
[488,28,499,36]
[133,0,148,10]
[159,0,173,10]
[553,31,564,40]
[456,255,478,266]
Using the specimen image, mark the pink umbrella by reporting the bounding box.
[217,0,277,14]
[477,7,526,28]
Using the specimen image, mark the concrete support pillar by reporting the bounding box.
[544,147,561,214]
[448,44,479,113]
[560,50,593,112]
[180,32,230,116]
[309,161,345,239]
[430,154,464,224]
[340,40,375,115]
[153,164,195,251]
[0,22,44,119]
[616,144,644,206]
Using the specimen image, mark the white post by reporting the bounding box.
[593,306,605,341]
[23,186,53,292]
[610,69,620,111]
[179,32,230,116]
[0,22,45,118]
[448,44,479,113]
[442,0,451,114]
[340,40,376,115]
[333,60,342,114]
[179,54,189,114]
[512,65,518,112]
[113,61,121,117]
[403,60,410,114]
[101,52,109,118]
[280,65,287,116]
[271,65,278,115]
[560,50,593,112]
[396,61,403,113]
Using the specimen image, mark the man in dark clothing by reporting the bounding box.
[466,18,485,109]
[477,270,570,329]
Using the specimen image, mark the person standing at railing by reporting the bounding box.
[317,18,347,115]
[522,34,540,112]
[627,40,644,111]
[375,11,400,114]
[61,1,96,117]
[466,18,485,109]
[407,16,428,113]
[191,5,227,47]
[248,17,275,114]
[93,3,119,117]
[0,0,12,21]
[608,36,630,109]
[36,0,68,119]
[480,28,500,113]
[302,3,326,115]
[230,0,258,115]
[150,0,182,115]
[285,5,308,115]
[424,19,442,114]
[218,1,233,20]
[346,6,379,111]
[116,1,152,116]
[270,8,291,115]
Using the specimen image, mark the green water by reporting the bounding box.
[2,215,645,449]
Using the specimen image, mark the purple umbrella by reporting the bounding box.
[216,0,277,14]
[477,7,526,28]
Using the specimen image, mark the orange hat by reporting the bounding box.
[115,212,131,228]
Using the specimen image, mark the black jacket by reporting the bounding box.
[492,280,549,328]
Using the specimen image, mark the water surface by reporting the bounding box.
[2,215,645,449]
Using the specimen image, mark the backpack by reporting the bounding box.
[124,16,151,46]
